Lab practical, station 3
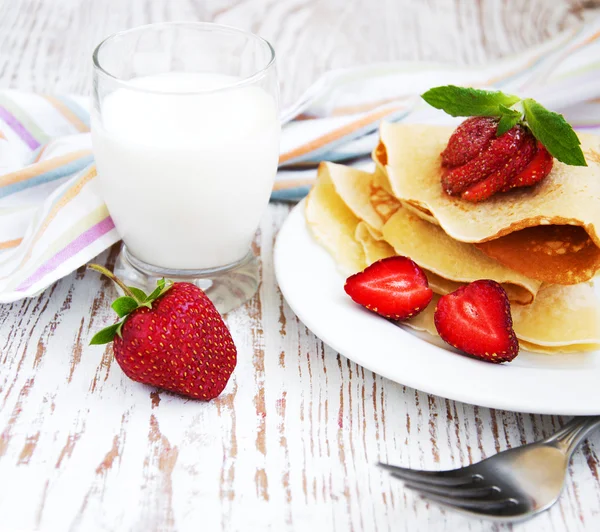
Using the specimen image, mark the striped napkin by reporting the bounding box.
[1,18,600,303]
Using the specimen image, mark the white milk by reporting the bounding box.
[91,72,279,270]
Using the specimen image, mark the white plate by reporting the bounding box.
[274,200,600,415]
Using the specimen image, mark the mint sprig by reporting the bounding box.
[421,85,587,167]
[522,98,587,167]
[421,86,520,118]
[496,104,521,136]
[87,264,173,345]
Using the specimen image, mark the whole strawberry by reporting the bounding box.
[88,264,236,400]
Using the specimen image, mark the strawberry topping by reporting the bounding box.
[442,124,526,195]
[344,256,433,320]
[434,280,519,363]
[501,141,553,191]
[461,132,537,202]
[441,117,498,168]
[441,119,553,202]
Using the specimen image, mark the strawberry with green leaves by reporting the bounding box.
[88,264,237,400]
[421,86,587,202]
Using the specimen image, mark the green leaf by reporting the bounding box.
[523,98,587,166]
[145,278,173,305]
[90,322,121,345]
[129,286,148,303]
[496,105,522,136]
[421,86,521,118]
[111,296,139,318]
[116,320,125,339]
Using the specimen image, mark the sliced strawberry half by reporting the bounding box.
[502,142,554,191]
[344,256,433,320]
[461,133,536,202]
[441,125,526,195]
[441,117,498,168]
[433,280,519,363]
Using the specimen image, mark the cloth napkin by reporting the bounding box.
[1,18,600,303]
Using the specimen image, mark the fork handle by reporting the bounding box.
[544,416,600,458]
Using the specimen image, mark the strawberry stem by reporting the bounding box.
[87,263,140,302]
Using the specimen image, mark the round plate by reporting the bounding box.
[274,200,600,415]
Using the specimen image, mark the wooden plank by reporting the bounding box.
[1,0,599,531]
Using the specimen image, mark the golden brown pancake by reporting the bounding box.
[321,162,541,304]
[355,221,474,297]
[382,208,540,304]
[305,169,600,353]
[378,123,600,285]
[305,166,366,276]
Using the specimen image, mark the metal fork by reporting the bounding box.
[379,416,600,522]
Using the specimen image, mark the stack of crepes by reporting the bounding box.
[305,122,600,354]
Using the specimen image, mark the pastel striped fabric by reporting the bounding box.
[1,17,600,302]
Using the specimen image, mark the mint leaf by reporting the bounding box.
[90,322,121,345]
[129,286,148,303]
[523,99,586,166]
[421,86,520,118]
[111,296,138,318]
[496,105,521,136]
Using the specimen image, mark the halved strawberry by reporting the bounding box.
[344,256,433,320]
[441,125,526,195]
[441,116,498,168]
[433,280,519,363]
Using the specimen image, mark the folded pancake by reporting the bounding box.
[323,161,400,234]
[305,170,600,353]
[382,208,540,305]
[305,166,366,276]
[378,123,600,285]
[355,221,467,296]
[320,162,541,304]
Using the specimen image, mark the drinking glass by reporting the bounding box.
[92,22,280,313]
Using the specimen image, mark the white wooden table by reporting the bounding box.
[2,1,600,531]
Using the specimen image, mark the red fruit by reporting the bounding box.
[344,256,433,320]
[434,280,519,363]
[502,142,554,191]
[442,125,526,195]
[441,117,554,201]
[441,117,498,168]
[461,133,536,202]
[89,265,237,400]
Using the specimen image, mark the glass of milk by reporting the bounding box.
[92,22,280,313]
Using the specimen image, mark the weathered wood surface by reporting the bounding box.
[1,1,600,531]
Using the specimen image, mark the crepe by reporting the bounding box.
[305,170,600,352]
[355,221,467,296]
[305,166,366,275]
[321,162,542,304]
[377,122,600,285]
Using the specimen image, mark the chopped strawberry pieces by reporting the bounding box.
[441,119,554,202]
